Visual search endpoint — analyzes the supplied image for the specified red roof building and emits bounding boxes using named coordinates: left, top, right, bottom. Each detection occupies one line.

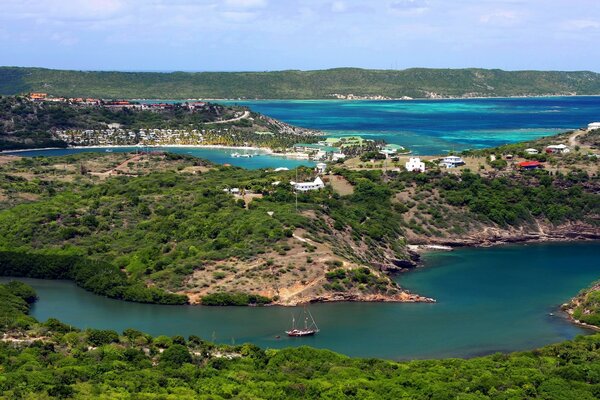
left=518, top=161, right=543, bottom=170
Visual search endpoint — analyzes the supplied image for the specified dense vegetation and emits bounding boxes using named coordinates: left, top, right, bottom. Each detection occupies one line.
left=1, top=281, right=600, bottom=399
left=0, top=96, right=320, bottom=150
left=0, top=251, right=187, bottom=304
left=0, top=154, right=409, bottom=303
left=0, top=152, right=598, bottom=305
left=2, top=66, right=600, bottom=99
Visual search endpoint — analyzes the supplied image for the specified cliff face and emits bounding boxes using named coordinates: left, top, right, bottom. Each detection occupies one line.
left=563, top=282, right=600, bottom=331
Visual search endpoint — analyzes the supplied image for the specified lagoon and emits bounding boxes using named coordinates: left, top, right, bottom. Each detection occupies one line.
left=4, top=242, right=598, bottom=360
left=225, top=97, right=600, bottom=154
left=3, top=146, right=315, bottom=170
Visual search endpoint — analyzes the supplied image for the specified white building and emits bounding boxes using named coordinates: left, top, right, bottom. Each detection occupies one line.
left=546, top=144, right=571, bottom=154
left=332, top=152, right=346, bottom=161
left=405, top=157, right=426, bottom=172
left=316, top=163, right=327, bottom=174
left=439, top=156, right=465, bottom=168
left=524, top=148, right=539, bottom=155
left=291, top=177, right=325, bottom=192
left=588, top=122, right=600, bottom=131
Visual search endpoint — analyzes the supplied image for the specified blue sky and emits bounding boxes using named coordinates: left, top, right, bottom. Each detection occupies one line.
left=1, top=0, right=599, bottom=72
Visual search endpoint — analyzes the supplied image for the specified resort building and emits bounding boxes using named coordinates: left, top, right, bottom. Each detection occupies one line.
left=29, top=92, right=48, bottom=100
left=291, top=177, right=325, bottom=192
left=518, top=161, right=543, bottom=170
left=332, top=152, right=346, bottom=161
left=524, top=148, right=539, bottom=155
left=316, top=163, right=327, bottom=174
left=588, top=122, right=600, bottom=131
left=545, top=144, right=570, bottom=154
left=379, top=144, right=407, bottom=157
left=405, top=157, right=426, bottom=172
left=439, top=156, right=465, bottom=168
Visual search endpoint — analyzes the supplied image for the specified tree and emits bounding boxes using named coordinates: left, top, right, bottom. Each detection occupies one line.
left=160, top=344, right=192, bottom=368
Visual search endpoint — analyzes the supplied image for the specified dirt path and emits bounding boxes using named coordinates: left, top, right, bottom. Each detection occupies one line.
left=90, top=154, right=143, bottom=178
left=568, top=129, right=585, bottom=147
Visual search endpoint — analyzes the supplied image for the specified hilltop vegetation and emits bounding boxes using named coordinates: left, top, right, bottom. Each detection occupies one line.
left=0, top=96, right=321, bottom=150
left=0, top=150, right=598, bottom=305
left=1, top=281, right=600, bottom=399
left=2, top=66, right=600, bottom=99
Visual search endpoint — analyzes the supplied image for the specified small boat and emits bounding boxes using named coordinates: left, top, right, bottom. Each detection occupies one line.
left=286, top=307, right=319, bottom=337
left=105, top=149, right=113, bottom=153
left=231, top=152, right=241, bottom=158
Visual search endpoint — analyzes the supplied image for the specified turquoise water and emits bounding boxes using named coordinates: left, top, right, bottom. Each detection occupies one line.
left=3, top=146, right=314, bottom=170
left=4, top=242, right=598, bottom=360
left=224, top=97, right=600, bottom=154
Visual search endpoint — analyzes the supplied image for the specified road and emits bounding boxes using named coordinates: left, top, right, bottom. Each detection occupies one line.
left=209, top=110, right=250, bottom=124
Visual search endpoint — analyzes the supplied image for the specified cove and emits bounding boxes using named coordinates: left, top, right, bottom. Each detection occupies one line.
left=224, top=96, right=600, bottom=155
left=2, top=146, right=315, bottom=170
left=3, top=242, right=598, bottom=360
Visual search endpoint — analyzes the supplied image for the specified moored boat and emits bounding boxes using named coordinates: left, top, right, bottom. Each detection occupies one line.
left=286, top=307, right=319, bottom=337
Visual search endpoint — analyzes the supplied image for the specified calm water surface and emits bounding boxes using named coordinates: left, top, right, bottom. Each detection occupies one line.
left=5, top=242, right=598, bottom=360
left=3, top=146, right=314, bottom=170
left=225, top=97, right=600, bottom=154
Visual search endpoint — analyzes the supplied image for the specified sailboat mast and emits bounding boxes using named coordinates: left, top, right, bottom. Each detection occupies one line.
left=309, top=310, right=319, bottom=331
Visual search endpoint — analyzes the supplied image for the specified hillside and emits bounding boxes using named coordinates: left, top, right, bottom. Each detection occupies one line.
left=2, top=67, right=600, bottom=99
left=1, top=281, right=600, bottom=399
left=0, top=96, right=321, bottom=151
left=0, top=149, right=598, bottom=306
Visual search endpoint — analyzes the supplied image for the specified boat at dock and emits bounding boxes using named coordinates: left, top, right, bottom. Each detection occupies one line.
left=286, top=307, right=319, bottom=337
left=231, top=152, right=254, bottom=158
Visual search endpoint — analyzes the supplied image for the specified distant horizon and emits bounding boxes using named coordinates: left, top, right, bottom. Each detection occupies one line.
left=4, top=66, right=600, bottom=74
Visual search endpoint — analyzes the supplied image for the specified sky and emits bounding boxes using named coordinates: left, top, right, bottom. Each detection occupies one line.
left=1, top=0, right=599, bottom=72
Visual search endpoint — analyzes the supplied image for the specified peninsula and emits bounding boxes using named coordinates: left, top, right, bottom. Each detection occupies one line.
left=0, top=126, right=598, bottom=306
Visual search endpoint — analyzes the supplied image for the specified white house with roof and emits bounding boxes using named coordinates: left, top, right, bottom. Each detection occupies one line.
left=546, top=144, right=570, bottom=154
left=524, top=148, right=539, bottom=155
left=291, top=177, right=325, bottom=192
left=588, top=122, right=600, bottom=131
left=439, top=156, right=465, bottom=168
left=316, top=162, right=327, bottom=174
left=405, top=157, right=426, bottom=172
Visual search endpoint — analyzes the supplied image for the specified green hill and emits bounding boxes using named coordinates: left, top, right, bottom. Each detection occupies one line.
left=2, top=66, right=600, bottom=99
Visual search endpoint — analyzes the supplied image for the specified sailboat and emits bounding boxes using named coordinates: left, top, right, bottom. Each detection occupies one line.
left=286, top=307, right=319, bottom=337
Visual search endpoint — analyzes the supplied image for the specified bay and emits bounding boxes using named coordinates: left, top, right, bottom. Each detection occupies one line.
left=4, top=242, right=598, bottom=360
left=2, top=146, right=314, bottom=170
left=224, top=97, right=600, bottom=154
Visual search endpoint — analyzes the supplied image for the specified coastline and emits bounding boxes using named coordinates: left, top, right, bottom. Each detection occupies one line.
left=1, top=144, right=317, bottom=161
left=135, top=94, right=600, bottom=102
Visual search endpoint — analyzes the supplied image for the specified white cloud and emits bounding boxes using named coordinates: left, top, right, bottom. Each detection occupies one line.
left=224, top=0, right=267, bottom=8
left=561, top=19, right=600, bottom=30
left=479, top=10, right=520, bottom=25
left=331, top=1, right=347, bottom=13
left=389, top=0, right=429, bottom=15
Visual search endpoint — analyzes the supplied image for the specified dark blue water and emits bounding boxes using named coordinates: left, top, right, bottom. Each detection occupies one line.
left=4, top=242, right=598, bottom=360
left=3, top=146, right=314, bottom=170
left=224, top=97, right=600, bottom=154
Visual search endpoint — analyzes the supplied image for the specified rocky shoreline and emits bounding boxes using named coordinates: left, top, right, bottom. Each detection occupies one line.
left=405, top=222, right=600, bottom=260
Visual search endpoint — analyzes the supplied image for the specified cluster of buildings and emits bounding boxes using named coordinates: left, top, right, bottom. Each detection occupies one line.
left=293, top=136, right=372, bottom=161
left=292, top=136, right=410, bottom=161
left=28, top=92, right=209, bottom=111
left=54, top=128, right=213, bottom=146
left=29, top=92, right=100, bottom=105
